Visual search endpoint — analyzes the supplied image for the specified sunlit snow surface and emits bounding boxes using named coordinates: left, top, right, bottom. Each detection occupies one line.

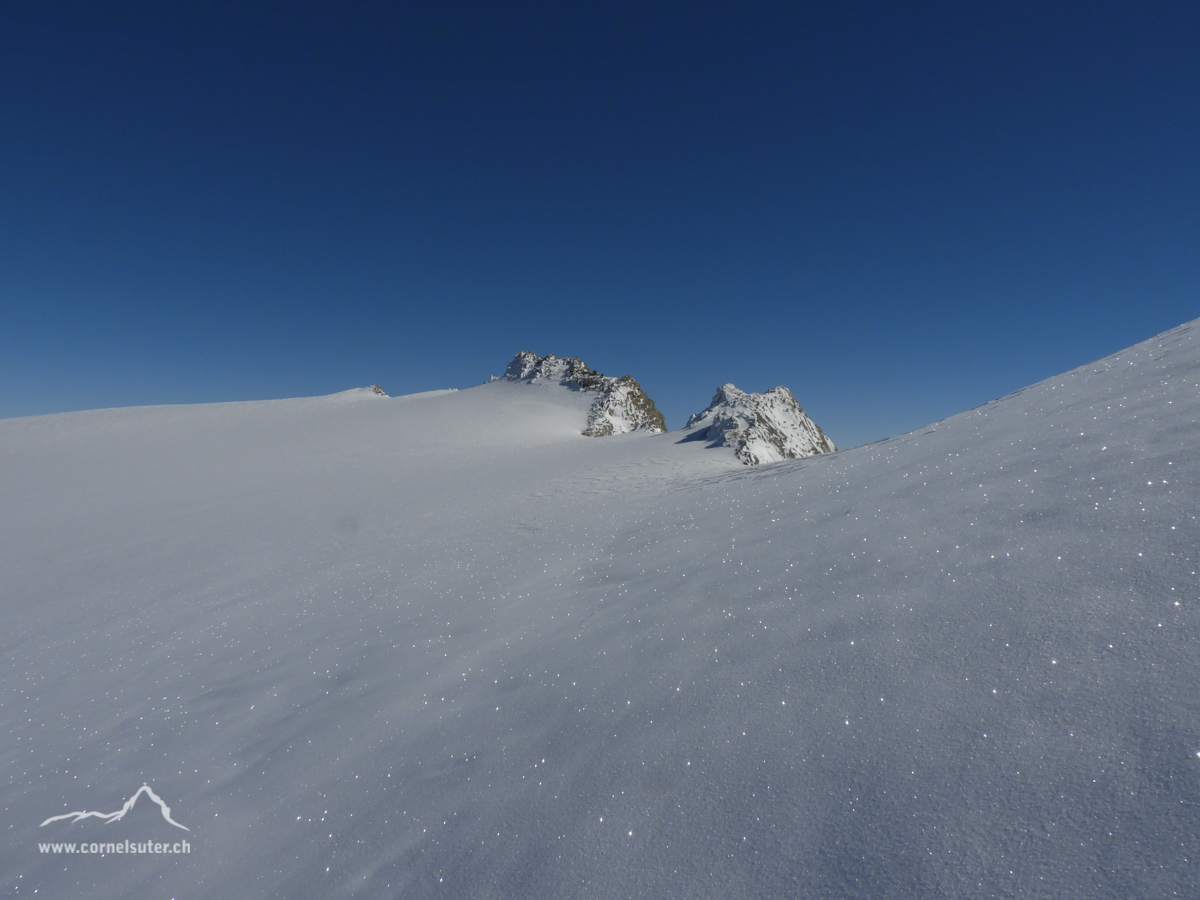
left=4, top=322, right=1200, bottom=899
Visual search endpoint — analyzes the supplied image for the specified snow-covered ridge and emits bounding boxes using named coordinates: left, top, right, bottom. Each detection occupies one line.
left=7, top=319, right=1200, bottom=898
left=500, top=351, right=667, bottom=436
left=686, top=382, right=835, bottom=464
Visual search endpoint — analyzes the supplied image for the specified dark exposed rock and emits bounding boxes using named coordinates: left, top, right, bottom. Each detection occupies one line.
left=501, top=352, right=667, bottom=436
left=686, top=383, right=835, bottom=464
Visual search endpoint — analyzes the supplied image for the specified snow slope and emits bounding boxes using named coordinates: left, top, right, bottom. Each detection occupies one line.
left=3, top=321, right=1200, bottom=899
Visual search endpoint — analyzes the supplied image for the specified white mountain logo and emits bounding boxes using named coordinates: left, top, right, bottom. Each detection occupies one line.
left=40, top=784, right=190, bottom=831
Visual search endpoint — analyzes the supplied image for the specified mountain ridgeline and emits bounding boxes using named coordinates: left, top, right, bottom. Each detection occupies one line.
left=499, top=351, right=835, bottom=463
left=501, top=351, right=667, bottom=437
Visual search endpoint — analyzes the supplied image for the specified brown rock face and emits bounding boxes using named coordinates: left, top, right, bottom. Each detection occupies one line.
left=501, top=352, right=667, bottom=436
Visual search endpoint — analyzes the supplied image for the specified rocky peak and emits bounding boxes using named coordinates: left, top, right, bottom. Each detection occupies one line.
left=501, top=352, right=667, bottom=436
left=503, top=351, right=604, bottom=389
left=686, top=383, right=835, bottom=465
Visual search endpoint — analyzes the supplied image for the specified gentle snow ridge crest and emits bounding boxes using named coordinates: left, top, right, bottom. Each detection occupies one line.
left=501, top=351, right=667, bottom=436
left=686, top=383, right=835, bottom=464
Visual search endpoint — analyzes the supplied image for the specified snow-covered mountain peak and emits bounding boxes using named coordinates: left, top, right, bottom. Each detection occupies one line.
left=500, top=351, right=666, bottom=436
left=503, top=351, right=594, bottom=385
left=685, top=382, right=835, bottom=464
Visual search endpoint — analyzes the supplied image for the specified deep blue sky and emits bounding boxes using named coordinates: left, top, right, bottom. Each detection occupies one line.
left=3, top=2, right=1198, bottom=447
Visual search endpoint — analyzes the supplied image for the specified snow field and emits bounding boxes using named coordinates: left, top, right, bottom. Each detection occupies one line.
left=3, top=322, right=1200, bottom=898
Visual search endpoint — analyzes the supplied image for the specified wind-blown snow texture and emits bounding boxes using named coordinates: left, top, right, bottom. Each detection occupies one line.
left=3, top=322, right=1200, bottom=899
left=686, top=382, right=836, bottom=464
left=502, top=351, right=667, bottom=436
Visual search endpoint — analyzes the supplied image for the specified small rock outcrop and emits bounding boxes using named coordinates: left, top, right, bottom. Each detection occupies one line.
left=500, top=351, right=667, bottom=436
left=686, top=383, right=835, bottom=465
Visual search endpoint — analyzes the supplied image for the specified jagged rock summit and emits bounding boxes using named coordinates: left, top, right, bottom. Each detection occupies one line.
left=500, top=351, right=667, bottom=436
left=686, top=383, right=836, bottom=465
